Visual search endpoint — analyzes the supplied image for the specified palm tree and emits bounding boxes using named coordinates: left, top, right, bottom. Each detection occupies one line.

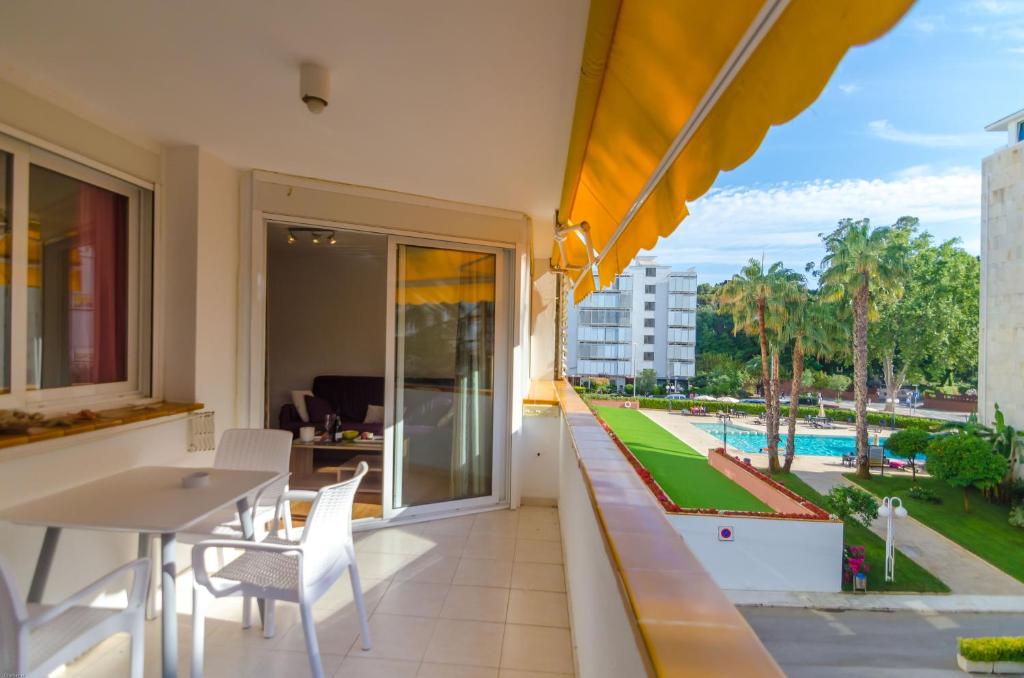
left=718, top=258, right=793, bottom=473
left=819, top=219, right=908, bottom=479
left=781, top=293, right=847, bottom=473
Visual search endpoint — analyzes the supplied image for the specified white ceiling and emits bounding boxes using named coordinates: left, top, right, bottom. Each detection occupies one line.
left=0, top=1, right=590, bottom=244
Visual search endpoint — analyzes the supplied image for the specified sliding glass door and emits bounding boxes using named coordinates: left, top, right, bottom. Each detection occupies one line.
left=389, top=240, right=507, bottom=514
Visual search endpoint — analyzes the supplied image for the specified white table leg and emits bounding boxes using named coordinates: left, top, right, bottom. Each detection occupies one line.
left=161, top=532, right=178, bottom=678
left=27, top=526, right=61, bottom=603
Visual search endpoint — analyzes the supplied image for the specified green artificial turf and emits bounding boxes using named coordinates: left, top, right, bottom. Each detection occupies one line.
left=846, top=474, right=1024, bottom=584
left=594, top=406, right=772, bottom=512
left=771, top=472, right=949, bottom=593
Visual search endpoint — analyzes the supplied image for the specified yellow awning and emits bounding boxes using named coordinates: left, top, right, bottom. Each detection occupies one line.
left=555, top=0, right=915, bottom=302
left=397, top=246, right=495, bottom=306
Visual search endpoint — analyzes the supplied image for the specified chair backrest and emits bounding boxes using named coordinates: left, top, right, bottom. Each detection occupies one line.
left=300, top=462, right=368, bottom=585
left=215, top=428, right=293, bottom=505
left=0, top=558, right=27, bottom=672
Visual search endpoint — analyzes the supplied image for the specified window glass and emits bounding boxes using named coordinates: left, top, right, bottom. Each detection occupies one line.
left=0, top=153, right=10, bottom=393
left=645, top=267, right=656, bottom=277
left=644, top=335, right=655, bottom=345
left=1018, top=121, right=1024, bottom=143
left=643, top=351, right=654, bottom=361
left=28, top=164, right=128, bottom=388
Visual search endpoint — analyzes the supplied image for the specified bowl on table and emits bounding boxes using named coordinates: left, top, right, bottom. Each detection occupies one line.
left=339, top=429, right=359, bottom=441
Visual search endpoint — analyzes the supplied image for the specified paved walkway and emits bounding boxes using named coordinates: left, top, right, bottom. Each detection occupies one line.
left=641, top=407, right=1024, bottom=597
left=795, top=466, right=1024, bottom=596
left=731, top=588, right=1024, bottom=613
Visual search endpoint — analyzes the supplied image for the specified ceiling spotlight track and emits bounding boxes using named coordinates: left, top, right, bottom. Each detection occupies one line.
left=286, top=227, right=337, bottom=245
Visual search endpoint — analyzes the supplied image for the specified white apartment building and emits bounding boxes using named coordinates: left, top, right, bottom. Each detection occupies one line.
left=566, top=256, right=697, bottom=389
left=980, top=108, right=1024, bottom=429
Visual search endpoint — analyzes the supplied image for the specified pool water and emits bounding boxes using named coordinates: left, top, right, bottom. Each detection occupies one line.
left=695, top=422, right=887, bottom=457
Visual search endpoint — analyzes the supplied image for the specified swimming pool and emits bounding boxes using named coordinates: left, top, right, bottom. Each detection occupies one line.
left=695, top=422, right=887, bottom=457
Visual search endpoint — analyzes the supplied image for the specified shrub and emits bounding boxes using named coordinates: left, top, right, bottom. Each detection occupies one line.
left=907, top=485, right=942, bottom=504
left=926, top=434, right=1007, bottom=512
left=632, top=397, right=944, bottom=430
left=827, top=374, right=852, bottom=394
left=885, top=428, right=931, bottom=481
left=958, top=637, right=1024, bottom=662
left=823, top=486, right=880, bottom=528
left=1010, top=506, right=1024, bottom=529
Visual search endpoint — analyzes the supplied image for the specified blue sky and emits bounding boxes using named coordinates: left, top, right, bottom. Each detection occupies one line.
left=648, top=0, right=1023, bottom=284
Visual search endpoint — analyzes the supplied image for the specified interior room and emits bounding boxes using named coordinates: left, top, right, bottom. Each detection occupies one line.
left=265, top=222, right=387, bottom=519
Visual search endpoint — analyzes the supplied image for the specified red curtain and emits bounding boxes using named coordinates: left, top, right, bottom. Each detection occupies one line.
left=75, top=185, right=127, bottom=384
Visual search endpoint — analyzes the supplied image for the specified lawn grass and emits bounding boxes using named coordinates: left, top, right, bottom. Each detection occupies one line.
left=594, top=406, right=772, bottom=512
left=770, top=472, right=950, bottom=593
left=845, top=474, right=1024, bottom=584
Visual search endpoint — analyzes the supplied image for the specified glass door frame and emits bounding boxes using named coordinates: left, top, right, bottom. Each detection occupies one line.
left=382, top=233, right=512, bottom=522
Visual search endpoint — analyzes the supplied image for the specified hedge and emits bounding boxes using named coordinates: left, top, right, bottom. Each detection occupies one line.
left=617, top=397, right=945, bottom=431
left=959, top=637, right=1024, bottom=662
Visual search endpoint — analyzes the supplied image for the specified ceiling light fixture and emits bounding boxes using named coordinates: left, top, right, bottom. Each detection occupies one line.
left=328, top=234, right=337, bottom=245
left=287, top=230, right=297, bottom=244
left=300, top=62, right=330, bottom=114
left=311, top=233, right=321, bottom=244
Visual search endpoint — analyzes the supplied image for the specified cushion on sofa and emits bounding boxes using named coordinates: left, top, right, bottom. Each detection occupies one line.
left=304, top=395, right=334, bottom=426
left=291, top=390, right=314, bottom=422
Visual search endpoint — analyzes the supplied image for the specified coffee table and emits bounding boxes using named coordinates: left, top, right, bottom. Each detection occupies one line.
left=290, top=439, right=384, bottom=492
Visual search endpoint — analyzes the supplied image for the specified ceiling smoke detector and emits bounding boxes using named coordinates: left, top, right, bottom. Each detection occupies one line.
left=300, top=62, right=329, bottom=114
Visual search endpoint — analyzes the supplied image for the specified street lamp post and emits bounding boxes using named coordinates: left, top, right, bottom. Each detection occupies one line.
left=878, top=496, right=908, bottom=582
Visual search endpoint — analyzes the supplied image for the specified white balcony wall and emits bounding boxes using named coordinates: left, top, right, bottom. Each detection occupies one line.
left=558, top=413, right=649, bottom=678
left=667, top=514, right=843, bottom=592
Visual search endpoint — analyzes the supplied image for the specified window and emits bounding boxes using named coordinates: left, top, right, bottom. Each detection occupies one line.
left=643, top=318, right=655, bottom=328
left=644, top=284, right=656, bottom=294
left=643, top=335, right=654, bottom=345
left=643, top=351, right=654, bottom=361
left=1018, top=121, right=1024, bottom=143
left=0, top=134, right=153, bottom=409
left=644, top=301, right=655, bottom=311
left=645, top=267, right=656, bottom=277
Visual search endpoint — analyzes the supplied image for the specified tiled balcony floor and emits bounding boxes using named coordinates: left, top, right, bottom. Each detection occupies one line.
left=57, top=507, right=573, bottom=677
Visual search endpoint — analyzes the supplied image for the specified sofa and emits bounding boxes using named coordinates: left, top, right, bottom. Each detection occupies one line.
left=279, top=375, right=385, bottom=437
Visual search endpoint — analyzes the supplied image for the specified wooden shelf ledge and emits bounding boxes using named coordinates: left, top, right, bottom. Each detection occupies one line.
left=0, top=401, right=204, bottom=450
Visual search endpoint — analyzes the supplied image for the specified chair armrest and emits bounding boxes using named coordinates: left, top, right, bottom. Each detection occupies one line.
left=281, top=489, right=318, bottom=503
left=191, top=539, right=304, bottom=592
left=25, top=558, right=150, bottom=630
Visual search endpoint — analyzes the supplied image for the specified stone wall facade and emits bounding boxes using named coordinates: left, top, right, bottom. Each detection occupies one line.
left=980, top=143, right=1024, bottom=430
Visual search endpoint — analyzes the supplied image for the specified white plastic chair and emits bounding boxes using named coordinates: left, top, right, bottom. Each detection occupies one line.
left=0, top=557, right=149, bottom=678
left=181, top=428, right=297, bottom=542
left=141, top=429, right=295, bottom=620
left=191, top=462, right=371, bottom=678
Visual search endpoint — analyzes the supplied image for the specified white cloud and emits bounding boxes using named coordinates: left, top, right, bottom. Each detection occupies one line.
left=645, top=168, right=981, bottom=282
left=867, top=119, right=991, bottom=148
left=910, top=17, right=938, bottom=33
left=971, top=0, right=1024, bottom=15
left=837, top=83, right=861, bottom=95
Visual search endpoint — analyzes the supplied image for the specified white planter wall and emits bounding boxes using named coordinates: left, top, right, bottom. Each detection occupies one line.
left=667, top=513, right=843, bottom=592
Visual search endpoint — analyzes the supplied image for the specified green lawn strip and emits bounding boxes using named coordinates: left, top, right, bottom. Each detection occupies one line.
left=846, top=474, right=1024, bottom=584
left=770, top=472, right=950, bottom=593
left=594, top=406, right=772, bottom=512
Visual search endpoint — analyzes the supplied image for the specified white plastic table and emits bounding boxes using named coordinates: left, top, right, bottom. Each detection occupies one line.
left=0, top=466, right=284, bottom=678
